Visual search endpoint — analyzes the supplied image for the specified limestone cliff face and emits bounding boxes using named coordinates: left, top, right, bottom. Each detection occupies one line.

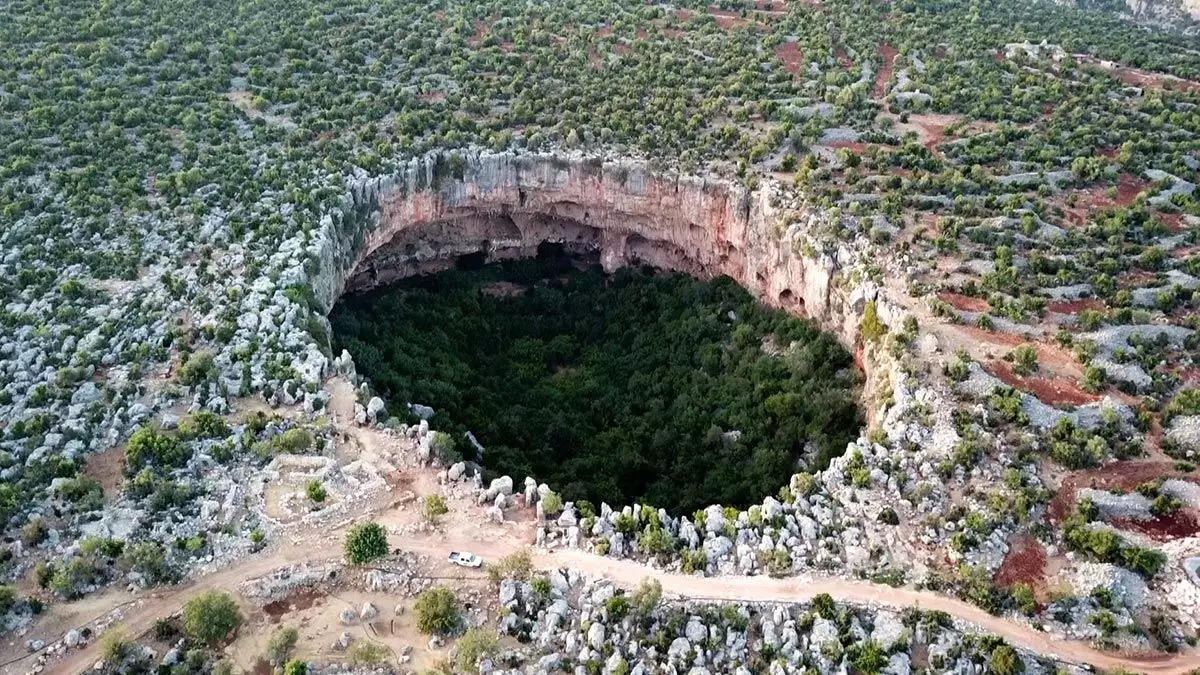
left=311, top=149, right=907, bottom=419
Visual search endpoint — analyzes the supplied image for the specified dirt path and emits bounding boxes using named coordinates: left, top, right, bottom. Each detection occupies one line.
left=34, top=534, right=1200, bottom=675
left=19, top=377, right=1200, bottom=674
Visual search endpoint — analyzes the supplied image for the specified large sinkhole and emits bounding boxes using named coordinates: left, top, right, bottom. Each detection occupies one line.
left=331, top=255, right=862, bottom=513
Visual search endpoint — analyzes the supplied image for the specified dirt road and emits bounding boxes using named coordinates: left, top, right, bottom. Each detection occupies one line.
left=17, top=379, right=1200, bottom=674
left=29, top=527, right=1200, bottom=675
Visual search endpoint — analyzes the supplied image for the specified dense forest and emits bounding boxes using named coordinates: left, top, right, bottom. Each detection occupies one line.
left=331, top=259, right=861, bottom=512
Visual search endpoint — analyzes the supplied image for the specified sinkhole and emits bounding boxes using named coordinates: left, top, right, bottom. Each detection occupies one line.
left=331, top=253, right=861, bottom=514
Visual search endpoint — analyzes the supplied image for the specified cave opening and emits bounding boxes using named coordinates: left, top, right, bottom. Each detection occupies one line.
left=333, top=242, right=861, bottom=513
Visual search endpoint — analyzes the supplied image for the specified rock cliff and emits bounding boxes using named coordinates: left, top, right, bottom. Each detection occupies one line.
left=313, top=150, right=897, bottom=368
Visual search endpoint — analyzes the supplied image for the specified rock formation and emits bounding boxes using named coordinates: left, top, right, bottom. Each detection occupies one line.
left=313, top=150, right=901, bottom=390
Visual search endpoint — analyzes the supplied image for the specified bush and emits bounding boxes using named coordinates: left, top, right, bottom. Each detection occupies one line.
left=630, top=578, right=661, bottom=619
left=1011, top=582, right=1037, bottom=615
left=182, top=591, right=241, bottom=646
left=124, top=426, right=187, bottom=474
left=989, top=645, right=1025, bottom=674
left=177, top=411, right=230, bottom=440
left=1009, top=344, right=1038, bottom=376
left=540, top=491, right=563, bottom=516
left=422, top=494, right=449, bottom=521
left=178, top=351, right=216, bottom=385
left=811, top=593, right=836, bottom=620
left=454, top=628, right=500, bottom=671
left=100, top=627, right=131, bottom=663
left=283, top=659, right=308, bottom=675
left=605, top=594, right=630, bottom=619
left=21, top=518, right=47, bottom=546
left=0, top=586, right=16, bottom=615
left=348, top=641, right=390, bottom=666
left=344, top=522, right=389, bottom=564
left=860, top=301, right=887, bottom=342
left=266, top=626, right=299, bottom=665
left=414, top=587, right=461, bottom=636
left=486, top=551, right=533, bottom=585
left=306, top=479, right=327, bottom=503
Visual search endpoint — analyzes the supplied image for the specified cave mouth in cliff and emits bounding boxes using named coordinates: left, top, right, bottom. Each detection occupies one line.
left=330, top=254, right=862, bottom=513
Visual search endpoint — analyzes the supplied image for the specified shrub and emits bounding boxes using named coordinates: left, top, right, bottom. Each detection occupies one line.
left=21, top=518, right=47, bottom=547
left=182, top=591, right=241, bottom=646
left=414, top=587, right=461, bottom=636
left=630, top=578, right=662, bottom=619
left=178, top=351, right=216, bottom=385
left=177, top=411, right=230, bottom=440
left=348, top=641, right=389, bottom=666
left=1009, top=344, right=1038, bottom=376
left=486, top=551, right=533, bottom=585
left=305, top=479, right=326, bottom=503
left=605, top=594, right=630, bottom=620
left=860, top=301, right=887, bottom=342
left=454, top=628, right=500, bottom=671
left=540, top=491, right=563, bottom=516
left=344, top=522, right=389, bottom=564
left=99, top=627, right=131, bottom=663
left=681, top=549, right=707, bottom=574
left=422, top=494, right=449, bottom=521
left=283, top=659, right=308, bottom=675
left=811, top=593, right=836, bottom=620
left=266, top=626, right=299, bottom=665
left=0, top=586, right=16, bottom=615
left=853, top=640, right=888, bottom=674
left=124, top=426, right=187, bottom=474
left=1011, top=582, right=1037, bottom=615
left=989, top=645, right=1025, bottom=674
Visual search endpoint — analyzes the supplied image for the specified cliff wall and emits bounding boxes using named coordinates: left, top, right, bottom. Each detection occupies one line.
left=311, top=149, right=903, bottom=417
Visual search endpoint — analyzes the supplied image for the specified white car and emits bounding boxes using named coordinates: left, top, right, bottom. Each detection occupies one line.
left=448, top=551, right=484, bottom=567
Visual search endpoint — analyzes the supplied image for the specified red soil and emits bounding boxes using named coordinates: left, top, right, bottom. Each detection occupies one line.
left=985, top=360, right=1100, bottom=407
left=774, top=42, right=804, bottom=77
left=957, top=325, right=1029, bottom=348
left=833, top=45, right=852, bottom=70
left=1057, top=173, right=1150, bottom=227
left=1158, top=212, right=1187, bottom=233
left=595, top=24, right=612, bottom=37
left=635, top=27, right=649, bottom=39
left=937, top=291, right=989, bottom=313
left=1048, top=461, right=1185, bottom=524
left=1118, top=269, right=1157, bottom=287
left=874, top=44, right=898, bottom=99
left=467, top=20, right=489, bottom=47
left=1109, top=509, right=1200, bottom=541
left=1046, top=298, right=1105, bottom=314
left=993, top=534, right=1048, bottom=597
left=613, top=43, right=631, bottom=56
left=707, top=7, right=757, bottom=30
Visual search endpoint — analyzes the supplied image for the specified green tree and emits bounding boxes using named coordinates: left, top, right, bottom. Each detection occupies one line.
left=344, top=522, right=389, bottom=564
left=989, top=645, right=1025, bottom=674
left=414, top=587, right=461, bottom=635
left=266, top=626, right=299, bottom=665
left=182, top=591, right=241, bottom=646
left=454, top=628, right=500, bottom=671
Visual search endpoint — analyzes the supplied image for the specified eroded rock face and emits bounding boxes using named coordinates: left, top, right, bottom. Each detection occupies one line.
left=315, top=151, right=881, bottom=359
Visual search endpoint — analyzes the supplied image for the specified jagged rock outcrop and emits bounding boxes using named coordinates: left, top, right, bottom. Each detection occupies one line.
left=312, top=150, right=901, bottom=376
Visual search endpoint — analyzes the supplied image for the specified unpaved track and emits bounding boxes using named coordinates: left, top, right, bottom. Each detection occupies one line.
left=22, top=380, right=1200, bottom=674
left=35, top=532, right=1200, bottom=675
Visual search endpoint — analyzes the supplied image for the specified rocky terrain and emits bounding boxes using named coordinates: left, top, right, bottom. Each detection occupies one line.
left=3, top=0, right=1200, bottom=671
